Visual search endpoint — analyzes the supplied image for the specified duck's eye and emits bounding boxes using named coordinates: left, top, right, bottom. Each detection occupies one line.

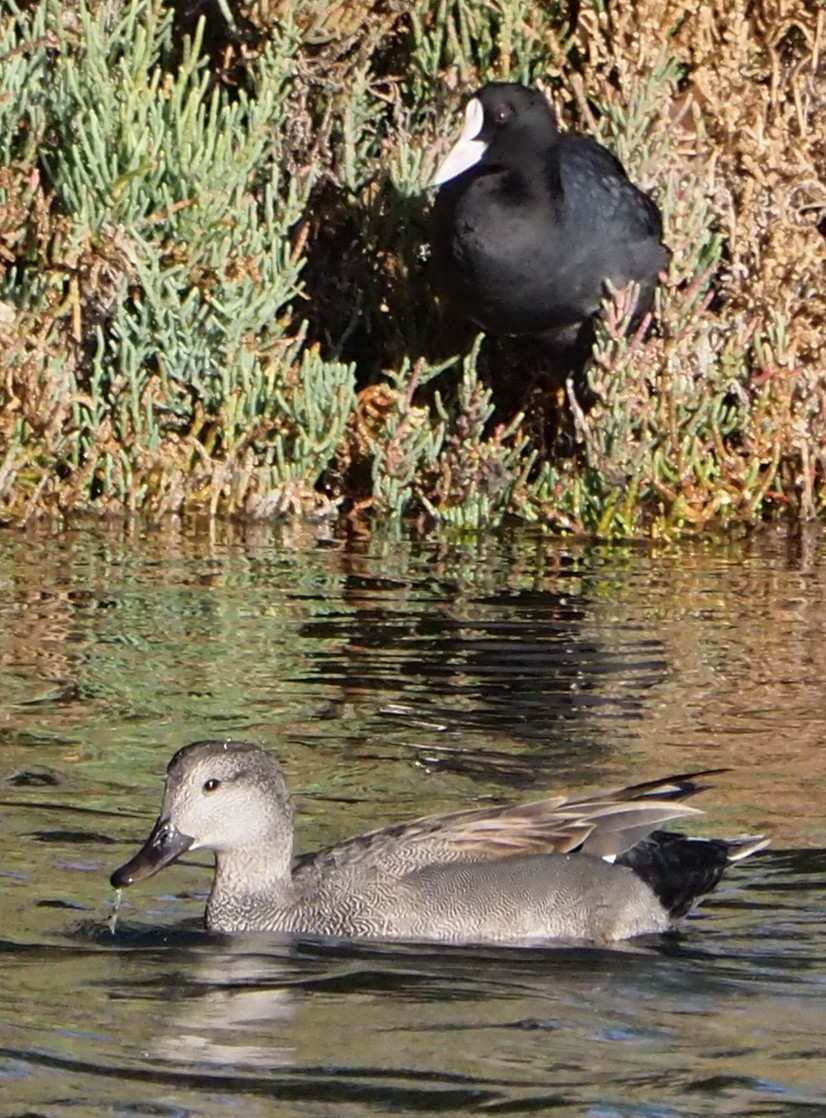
left=494, top=106, right=511, bottom=125
left=203, top=778, right=221, bottom=793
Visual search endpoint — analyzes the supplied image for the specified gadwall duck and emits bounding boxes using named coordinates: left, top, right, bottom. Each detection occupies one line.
left=111, top=741, right=767, bottom=943
left=430, top=82, right=669, bottom=361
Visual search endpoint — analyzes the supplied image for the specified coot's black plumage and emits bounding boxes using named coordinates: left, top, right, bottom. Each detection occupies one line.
left=430, top=82, right=669, bottom=362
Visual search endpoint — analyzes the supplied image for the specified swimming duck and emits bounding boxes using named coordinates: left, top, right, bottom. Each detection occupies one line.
left=110, top=741, right=766, bottom=943
left=430, top=82, right=670, bottom=362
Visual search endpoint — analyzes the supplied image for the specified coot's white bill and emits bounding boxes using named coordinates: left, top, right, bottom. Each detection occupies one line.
left=433, top=98, right=486, bottom=186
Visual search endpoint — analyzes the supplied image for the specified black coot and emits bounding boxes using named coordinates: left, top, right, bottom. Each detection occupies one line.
left=430, top=83, right=669, bottom=366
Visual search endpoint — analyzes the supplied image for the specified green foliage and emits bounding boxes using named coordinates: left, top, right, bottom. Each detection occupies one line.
left=356, top=346, right=534, bottom=530
left=0, top=0, right=822, bottom=534
left=407, top=0, right=567, bottom=93
left=0, top=4, right=48, bottom=165
left=1, top=0, right=352, bottom=518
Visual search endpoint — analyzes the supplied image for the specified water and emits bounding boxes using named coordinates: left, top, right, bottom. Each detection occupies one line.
left=1, top=522, right=826, bottom=1115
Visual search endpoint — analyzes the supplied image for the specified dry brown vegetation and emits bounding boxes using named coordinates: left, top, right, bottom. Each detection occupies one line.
left=0, top=0, right=823, bottom=534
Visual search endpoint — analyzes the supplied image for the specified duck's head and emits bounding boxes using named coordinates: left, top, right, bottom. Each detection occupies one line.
left=110, top=740, right=295, bottom=888
left=434, top=82, right=559, bottom=187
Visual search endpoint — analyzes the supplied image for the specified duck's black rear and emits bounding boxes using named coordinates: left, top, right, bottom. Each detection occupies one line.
left=617, top=831, right=763, bottom=918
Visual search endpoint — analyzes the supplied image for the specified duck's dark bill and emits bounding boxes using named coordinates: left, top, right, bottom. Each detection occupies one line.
left=110, top=818, right=194, bottom=888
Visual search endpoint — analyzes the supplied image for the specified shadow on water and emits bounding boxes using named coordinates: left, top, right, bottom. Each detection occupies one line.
left=301, top=577, right=668, bottom=774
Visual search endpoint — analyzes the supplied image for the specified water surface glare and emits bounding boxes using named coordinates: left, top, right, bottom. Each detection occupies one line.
left=1, top=523, right=826, bottom=1116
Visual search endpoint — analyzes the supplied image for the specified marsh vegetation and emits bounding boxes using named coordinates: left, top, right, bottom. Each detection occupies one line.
left=0, top=0, right=823, bottom=535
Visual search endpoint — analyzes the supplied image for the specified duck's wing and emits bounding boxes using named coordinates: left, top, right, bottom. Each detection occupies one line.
left=294, top=770, right=725, bottom=882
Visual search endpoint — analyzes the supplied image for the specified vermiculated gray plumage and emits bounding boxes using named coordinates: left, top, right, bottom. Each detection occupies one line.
left=112, top=741, right=767, bottom=943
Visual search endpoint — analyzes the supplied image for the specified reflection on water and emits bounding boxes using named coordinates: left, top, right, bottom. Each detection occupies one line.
left=2, top=522, right=826, bottom=1114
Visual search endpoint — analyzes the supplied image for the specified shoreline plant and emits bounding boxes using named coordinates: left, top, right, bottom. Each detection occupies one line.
left=0, top=0, right=823, bottom=536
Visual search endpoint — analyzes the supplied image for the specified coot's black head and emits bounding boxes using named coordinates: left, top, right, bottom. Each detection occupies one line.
left=434, top=82, right=559, bottom=187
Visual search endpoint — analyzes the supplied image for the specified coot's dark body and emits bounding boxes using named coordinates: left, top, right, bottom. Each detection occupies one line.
left=430, top=83, right=669, bottom=357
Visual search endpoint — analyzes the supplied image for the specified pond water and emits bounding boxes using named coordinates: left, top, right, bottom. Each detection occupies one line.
left=2, top=521, right=826, bottom=1116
